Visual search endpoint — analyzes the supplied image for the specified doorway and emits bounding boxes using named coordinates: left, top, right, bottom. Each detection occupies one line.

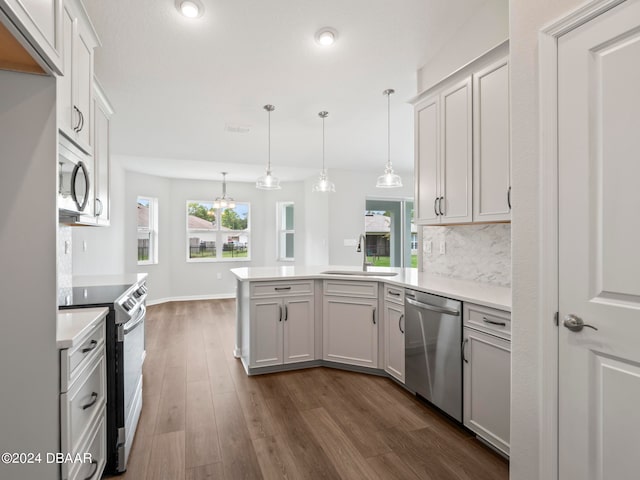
left=364, top=198, right=416, bottom=268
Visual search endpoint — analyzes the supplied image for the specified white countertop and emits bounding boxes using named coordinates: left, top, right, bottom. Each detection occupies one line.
left=72, top=273, right=148, bottom=287
left=230, top=266, right=511, bottom=311
left=56, top=307, right=108, bottom=349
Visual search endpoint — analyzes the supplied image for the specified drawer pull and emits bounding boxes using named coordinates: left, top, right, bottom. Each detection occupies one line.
left=372, top=307, right=376, bottom=325
left=83, top=460, right=98, bottom=480
left=81, top=392, right=99, bottom=410
left=274, top=287, right=292, bottom=291
left=388, top=291, right=401, bottom=296
left=81, top=340, right=98, bottom=354
left=482, top=316, right=506, bottom=327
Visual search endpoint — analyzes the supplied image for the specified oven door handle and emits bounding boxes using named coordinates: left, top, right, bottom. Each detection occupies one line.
left=124, top=305, right=146, bottom=335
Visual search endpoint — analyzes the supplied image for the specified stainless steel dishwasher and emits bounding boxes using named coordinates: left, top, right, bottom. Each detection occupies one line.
left=404, top=289, right=462, bottom=421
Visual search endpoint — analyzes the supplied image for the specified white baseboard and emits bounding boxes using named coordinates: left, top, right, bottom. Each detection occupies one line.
left=147, top=293, right=235, bottom=306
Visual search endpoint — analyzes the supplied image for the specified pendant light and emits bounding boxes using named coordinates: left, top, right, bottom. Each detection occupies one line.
left=256, top=104, right=281, bottom=190
left=312, top=111, right=336, bottom=193
left=376, top=88, right=403, bottom=188
left=213, top=172, right=235, bottom=209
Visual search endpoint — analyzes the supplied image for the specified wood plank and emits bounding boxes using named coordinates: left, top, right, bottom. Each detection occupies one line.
left=301, top=407, right=382, bottom=480
left=145, top=431, right=186, bottom=480
left=121, top=433, right=152, bottom=480
left=186, top=381, right=221, bottom=468
left=212, top=391, right=263, bottom=480
left=367, top=451, right=422, bottom=480
left=236, top=386, right=276, bottom=440
left=253, top=435, right=302, bottom=480
left=155, top=365, right=186, bottom=434
left=186, top=462, right=225, bottom=480
left=265, top=394, right=341, bottom=479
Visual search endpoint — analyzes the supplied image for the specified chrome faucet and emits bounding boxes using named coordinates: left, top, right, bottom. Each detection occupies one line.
left=357, top=234, right=372, bottom=271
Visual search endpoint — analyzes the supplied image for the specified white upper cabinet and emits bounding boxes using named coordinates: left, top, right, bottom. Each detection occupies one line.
left=0, top=0, right=62, bottom=73
left=92, top=81, right=113, bottom=226
left=413, top=43, right=510, bottom=226
left=440, top=77, right=473, bottom=223
left=473, top=58, right=511, bottom=222
left=415, top=95, right=440, bottom=224
left=414, top=77, right=473, bottom=225
left=58, top=0, right=99, bottom=154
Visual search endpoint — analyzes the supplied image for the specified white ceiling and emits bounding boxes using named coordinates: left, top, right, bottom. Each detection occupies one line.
left=85, top=0, right=487, bottom=182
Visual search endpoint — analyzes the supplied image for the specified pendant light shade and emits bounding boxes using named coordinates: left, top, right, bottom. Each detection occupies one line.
left=213, top=172, right=235, bottom=209
left=376, top=89, right=403, bottom=188
left=256, top=104, right=282, bottom=190
left=312, top=111, right=336, bottom=193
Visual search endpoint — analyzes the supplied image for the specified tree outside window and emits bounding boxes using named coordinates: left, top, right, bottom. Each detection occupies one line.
left=187, top=201, right=250, bottom=262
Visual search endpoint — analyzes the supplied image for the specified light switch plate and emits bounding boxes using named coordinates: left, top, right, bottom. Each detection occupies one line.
left=83, top=241, right=88, bottom=252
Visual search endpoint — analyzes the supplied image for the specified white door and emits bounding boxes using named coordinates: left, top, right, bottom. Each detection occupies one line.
left=323, top=296, right=378, bottom=368
left=249, top=298, right=283, bottom=367
left=440, top=76, right=472, bottom=223
left=558, top=2, right=640, bottom=479
left=283, top=296, right=314, bottom=364
left=384, top=301, right=405, bottom=382
left=415, top=95, right=440, bottom=225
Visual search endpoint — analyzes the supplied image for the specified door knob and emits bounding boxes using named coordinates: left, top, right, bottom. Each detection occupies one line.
left=563, top=314, right=598, bottom=332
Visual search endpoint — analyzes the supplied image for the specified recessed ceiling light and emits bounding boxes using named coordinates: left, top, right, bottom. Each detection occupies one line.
left=176, top=0, right=204, bottom=18
left=315, top=28, right=338, bottom=47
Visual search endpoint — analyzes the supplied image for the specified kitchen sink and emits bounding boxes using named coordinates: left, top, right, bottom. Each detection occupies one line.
left=321, top=270, right=398, bottom=277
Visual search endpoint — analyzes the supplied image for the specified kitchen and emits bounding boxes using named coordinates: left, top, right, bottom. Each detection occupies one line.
left=1, top=0, right=639, bottom=479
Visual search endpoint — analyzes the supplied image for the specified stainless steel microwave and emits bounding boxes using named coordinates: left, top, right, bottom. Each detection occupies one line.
left=58, top=136, right=91, bottom=216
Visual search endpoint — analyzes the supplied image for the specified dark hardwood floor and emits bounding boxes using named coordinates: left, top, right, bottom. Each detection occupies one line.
left=123, top=299, right=508, bottom=480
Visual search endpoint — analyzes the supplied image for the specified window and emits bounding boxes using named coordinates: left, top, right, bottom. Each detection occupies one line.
left=187, top=201, right=250, bottom=262
left=277, top=202, right=294, bottom=261
left=137, top=196, right=158, bottom=265
left=364, top=199, right=416, bottom=268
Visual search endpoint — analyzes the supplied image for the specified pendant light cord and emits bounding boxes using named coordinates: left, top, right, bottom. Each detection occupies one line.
left=322, top=115, right=326, bottom=172
left=387, top=90, right=391, bottom=168
left=267, top=109, right=271, bottom=171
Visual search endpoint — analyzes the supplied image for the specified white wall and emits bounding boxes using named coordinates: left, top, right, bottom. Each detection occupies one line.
left=0, top=71, right=59, bottom=479
left=72, top=157, right=127, bottom=274
left=328, top=169, right=414, bottom=266
left=509, top=0, right=583, bottom=479
left=417, top=0, right=509, bottom=92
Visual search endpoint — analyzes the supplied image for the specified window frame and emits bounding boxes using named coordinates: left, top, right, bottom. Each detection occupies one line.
left=186, top=200, right=251, bottom=263
left=276, top=201, right=295, bottom=262
left=137, top=196, right=158, bottom=265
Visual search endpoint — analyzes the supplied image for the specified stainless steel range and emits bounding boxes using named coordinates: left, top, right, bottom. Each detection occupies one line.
left=60, top=277, right=147, bottom=474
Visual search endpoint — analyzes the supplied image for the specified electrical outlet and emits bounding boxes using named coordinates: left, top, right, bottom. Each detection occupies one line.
left=216, top=273, right=222, bottom=280
left=64, top=241, right=70, bottom=255
left=439, top=240, right=446, bottom=255
left=83, top=241, right=88, bottom=252
left=426, top=240, right=432, bottom=255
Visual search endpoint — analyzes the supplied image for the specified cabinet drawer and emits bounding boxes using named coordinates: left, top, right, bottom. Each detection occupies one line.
left=67, top=406, right=106, bottom=480
left=61, top=353, right=106, bottom=455
left=464, top=303, right=510, bottom=340
left=251, top=281, right=314, bottom=298
left=323, top=280, right=378, bottom=298
left=384, top=285, right=404, bottom=304
left=61, top=322, right=105, bottom=392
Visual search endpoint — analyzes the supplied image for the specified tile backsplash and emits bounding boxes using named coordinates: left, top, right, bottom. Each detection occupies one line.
left=422, top=224, right=511, bottom=287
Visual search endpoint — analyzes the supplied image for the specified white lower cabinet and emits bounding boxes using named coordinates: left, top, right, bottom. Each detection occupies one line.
left=323, top=295, right=378, bottom=368
left=249, top=290, right=314, bottom=368
left=59, top=320, right=106, bottom=480
left=383, top=285, right=405, bottom=383
left=463, top=303, right=511, bottom=455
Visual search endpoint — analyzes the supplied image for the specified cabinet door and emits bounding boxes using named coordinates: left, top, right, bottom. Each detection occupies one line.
left=93, top=95, right=110, bottom=224
left=323, top=296, right=378, bottom=368
left=415, top=95, right=440, bottom=225
left=440, top=77, right=473, bottom=223
left=283, top=296, right=314, bottom=364
left=58, top=4, right=74, bottom=135
left=463, top=327, right=510, bottom=455
left=74, top=26, right=92, bottom=149
left=250, top=299, right=283, bottom=367
left=384, top=301, right=404, bottom=382
left=473, top=58, right=511, bottom=222
left=0, top=0, right=62, bottom=73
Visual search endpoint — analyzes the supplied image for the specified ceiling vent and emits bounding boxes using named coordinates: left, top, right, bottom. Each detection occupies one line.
left=224, top=123, right=251, bottom=134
